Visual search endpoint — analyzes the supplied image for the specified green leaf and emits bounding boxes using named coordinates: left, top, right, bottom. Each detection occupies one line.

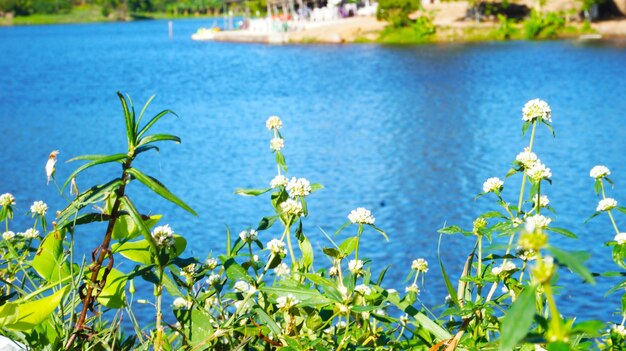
left=33, top=230, right=71, bottom=283
left=548, top=246, right=595, bottom=284
left=254, top=307, right=282, bottom=336
left=371, top=224, right=389, bottom=240
left=66, top=154, right=109, bottom=162
left=275, top=151, right=287, bottom=172
left=234, top=188, right=271, bottom=197
left=546, top=227, right=577, bottom=239
left=299, top=234, right=314, bottom=270
left=58, top=212, right=109, bottom=230
left=594, top=180, right=602, bottom=195
left=221, top=256, right=250, bottom=282
left=120, top=196, right=158, bottom=251
left=134, top=145, right=160, bottom=156
left=438, top=225, right=465, bottom=235
left=135, top=94, right=155, bottom=130
left=338, top=237, right=359, bottom=257
left=2, top=287, right=68, bottom=331
left=113, top=239, right=153, bottom=265
left=117, top=92, right=136, bottom=148
left=62, top=153, right=128, bottom=190
left=126, top=168, right=197, bottom=216
left=437, top=235, right=459, bottom=308
left=56, top=178, right=123, bottom=228
left=136, top=133, right=181, bottom=147
left=499, top=285, right=537, bottom=351
left=334, top=221, right=351, bottom=237
left=522, top=121, right=531, bottom=136
left=113, top=205, right=161, bottom=240
left=584, top=211, right=601, bottom=224
left=137, top=109, right=178, bottom=140
left=257, top=216, right=279, bottom=231
left=97, top=267, right=127, bottom=309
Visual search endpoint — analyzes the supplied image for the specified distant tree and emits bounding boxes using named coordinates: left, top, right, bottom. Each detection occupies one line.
left=0, top=0, right=33, bottom=15
left=376, top=0, right=420, bottom=27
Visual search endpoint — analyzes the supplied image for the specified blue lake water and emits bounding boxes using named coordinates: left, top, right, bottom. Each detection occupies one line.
left=1, top=19, right=626, bottom=324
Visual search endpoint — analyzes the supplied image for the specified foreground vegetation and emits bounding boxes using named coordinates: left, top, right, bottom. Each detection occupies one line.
left=1, top=94, right=626, bottom=350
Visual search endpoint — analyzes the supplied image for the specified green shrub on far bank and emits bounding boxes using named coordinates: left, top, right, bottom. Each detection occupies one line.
left=377, top=0, right=420, bottom=28
left=378, top=15, right=436, bottom=43
left=523, top=10, right=566, bottom=39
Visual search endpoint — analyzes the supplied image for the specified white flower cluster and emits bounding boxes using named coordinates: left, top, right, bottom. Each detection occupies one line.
left=2, top=231, right=15, bottom=240
left=234, top=280, right=256, bottom=294
left=239, top=229, right=258, bottom=243
left=515, top=148, right=539, bottom=169
left=517, top=248, right=537, bottom=261
left=614, top=233, right=626, bottom=245
left=491, top=261, right=516, bottom=275
left=274, top=263, right=290, bottom=278
left=21, top=228, right=39, bottom=239
left=181, top=264, right=196, bottom=279
left=411, top=258, right=429, bottom=273
left=276, top=294, right=299, bottom=311
left=522, top=99, right=552, bottom=123
left=597, top=198, right=617, bottom=212
left=348, top=208, right=375, bottom=225
left=267, top=238, right=287, bottom=255
left=207, top=273, right=222, bottom=286
left=590, top=165, right=611, bottom=180
left=270, top=137, right=284, bottom=151
left=0, top=193, right=15, bottom=207
left=152, top=225, right=175, bottom=248
left=172, top=297, right=193, bottom=310
left=405, top=284, right=420, bottom=294
left=612, top=324, right=626, bottom=337
left=482, top=177, right=503, bottom=193
left=280, top=199, right=304, bottom=217
left=525, top=214, right=552, bottom=230
left=533, top=194, right=550, bottom=207
left=266, top=116, right=283, bottom=130
left=205, top=257, right=219, bottom=270
left=30, top=201, right=48, bottom=216
left=354, top=284, right=372, bottom=296
left=270, top=174, right=288, bottom=188
left=527, top=162, right=552, bottom=182
left=348, top=259, right=364, bottom=274
left=286, top=177, right=311, bottom=198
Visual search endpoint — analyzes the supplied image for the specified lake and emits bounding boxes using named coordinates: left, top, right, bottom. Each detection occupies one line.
left=1, top=19, right=626, bottom=324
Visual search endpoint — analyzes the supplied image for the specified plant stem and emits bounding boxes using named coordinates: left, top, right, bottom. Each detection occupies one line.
left=155, top=267, right=164, bottom=351
left=601, top=182, right=621, bottom=235
left=543, top=283, right=564, bottom=340
left=65, top=161, right=130, bottom=349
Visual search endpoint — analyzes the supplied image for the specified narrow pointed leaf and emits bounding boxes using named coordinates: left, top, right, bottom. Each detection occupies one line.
left=499, top=285, right=537, bottom=351
left=136, top=94, right=156, bottom=131
left=62, top=153, right=128, bottom=190
left=117, top=92, right=136, bottom=148
left=137, top=109, right=178, bottom=139
left=137, top=134, right=180, bottom=147
left=126, top=168, right=197, bottom=216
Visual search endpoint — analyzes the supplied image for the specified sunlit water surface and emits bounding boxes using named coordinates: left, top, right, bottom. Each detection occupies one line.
left=1, top=20, right=626, bottom=325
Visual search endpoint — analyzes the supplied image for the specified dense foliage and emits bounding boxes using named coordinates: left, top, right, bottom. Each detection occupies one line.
left=1, top=94, right=626, bottom=350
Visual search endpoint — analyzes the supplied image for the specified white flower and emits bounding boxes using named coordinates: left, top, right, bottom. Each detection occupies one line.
left=270, top=174, right=288, bottom=188
left=181, top=264, right=196, bottom=279
left=2, top=231, right=15, bottom=240
left=152, top=225, right=175, bottom=248
left=21, top=228, right=39, bottom=239
left=274, top=263, right=290, bottom=277
left=234, top=280, right=256, bottom=294
left=280, top=199, right=304, bottom=217
left=267, top=238, right=287, bottom=255
left=172, top=297, right=193, bottom=310
left=286, top=177, right=312, bottom=198
left=205, top=258, right=219, bottom=270
left=270, top=137, right=284, bottom=151
left=234, top=300, right=253, bottom=313
left=527, top=162, right=552, bottom=182
left=276, top=294, right=299, bottom=310
left=348, top=259, right=364, bottom=274
left=612, top=324, right=626, bottom=337
left=30, top=201, right=48, bottom=216
left=534, top=345, right=548, bottom=351
left=399, top=314, right=410, bottom=326
left=615, top=233, right=626, bottom=245
left=354, top=284, right=372, bottom=296
left=491, top=261, right=516, bottom=275
left=328, top=266, right=339, bottom=277
left=533, top=194, right=550, bottom=207
left=482, top=177, right=503, bottom=193
left=266, top=116, right=282, bottom=130
left=525, top=214, right=552, bottom=230
left=590, top=165, right=611, bottom=180
left=0, top=193, right=15, bottom=207
left=45, top=150, right=59, bottom=185
left=517, top=248, right=537, bottom=261
left=207, top=274, right=222, bottom=286
left=348, top=208, right=375, bottom=225
left=411, top=258, right=429, bottom=273
left=239, top=229, right=258, bottom=243
left=405, top=284, right=420, bottom=294
left=515, top=148, right=539, bottom=169
left=252, top=254, right=259, bottom=262
left=597, top=198, right=617, bottom=212
left=522, top=99, right=552, bottom=123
